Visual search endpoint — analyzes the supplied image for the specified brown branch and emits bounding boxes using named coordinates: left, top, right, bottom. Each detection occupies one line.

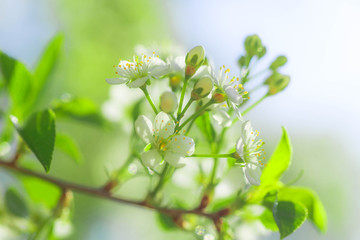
left=0, top=159, right=229, bottom=223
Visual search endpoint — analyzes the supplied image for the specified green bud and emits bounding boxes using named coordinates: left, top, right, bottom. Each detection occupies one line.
left=269, top=56, right=288, bottom=70
left=185, top=46, right=205, bottom=78
left=265, top=72, right=290, bottom=95
left=238, top=56, right=247, bottom=68
left=159, top=91, right=178, bottom=113
left=191, top=77, right=213, bottom=100
left=169, top=74, right=182, bottom=91
left=244, top=35, right=266, bottom=58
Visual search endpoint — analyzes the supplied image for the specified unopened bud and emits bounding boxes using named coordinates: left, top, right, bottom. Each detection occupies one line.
left=265, top=73, right=290, bottom=95
left=238, top=56, right=248, bottom=68
left=169, top=74, right=182, bottom=91
left=191, top=77, right=213, bottom=100
left=244, top=35, right=266, bottom=58
left=185, top=46, right=205, bottom=78
left=269, top=56, right=288, bottom=70
left=160, top=91, right=178, bottom=113
left=212, top=92, right=226, bottom=103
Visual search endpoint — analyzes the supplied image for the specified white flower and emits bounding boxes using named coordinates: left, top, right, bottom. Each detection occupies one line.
left=106, top=53, right=169, bottom=88
left=167, top=56, right=186, bottom=74
left=235, top=121, right=266, bottom=185
left=211, top=66, right=249, bottom=120
left=135, top=112, right=195, bottom=168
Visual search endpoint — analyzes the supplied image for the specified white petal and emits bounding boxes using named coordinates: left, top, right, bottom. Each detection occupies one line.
left=242, top=120, right=253, bottom=138
left=224, top=86, right=243, bottom=105
left=164, top=152, right=186, bottom=168
left=232, top=103, right=244, bottom=122
left=149, top=58, right=169, bottom=78
left=235, top=138, right=244, bottom=159
left=106, top=78, right=128, bottom=85
left=192, top=65, right=212, bottom=79
left=127, top=76, right=148, bottom=88
left=116, top=60, right=133, bottom=77
left=154, top=112, right=175, bottom=140
left=244, top=164, right=261, bottom=186
left=212, top=109, right=232, bottom=127
left=166, top=135, right=195, bottom=155
left=168, top=56, right=186, bottom=72
left=141, top=149, right=162, bottom=168
left=135, top=115, right=153, bottom=143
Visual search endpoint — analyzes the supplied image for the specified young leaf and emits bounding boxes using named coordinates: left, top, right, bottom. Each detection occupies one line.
left=261, top=127, right=292, bottom=185
left=22, top=177, right=61, bottom=209
left=273, top=201, right=307, bottom=239
left=52, top=97, right=105, bottom=126
left=55, top=133, right=82, bottom=163
left=12, top=109, right=56, bottom=172
left=34, top=34, right=63, bottom=95
left=0, top=51, right=17, bottom=84
left=278, top=187, right=327, bottom=233
left=5, top=188, right=29, bottom=218
left=156, top=212, right=177, bottom=230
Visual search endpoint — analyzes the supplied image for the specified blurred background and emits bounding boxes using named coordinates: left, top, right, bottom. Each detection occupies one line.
left=1, top=0, right=359, bottom=239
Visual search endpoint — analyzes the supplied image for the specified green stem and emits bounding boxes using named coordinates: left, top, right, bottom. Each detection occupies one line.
left=178, top=98, right=194, bottom=120
left=177, top=101, right=213, bottom=131
left=177, top=78, right=189, bottom=117
left=141, top=85, right=158, bottom=114
left=242, top=94, right=268, bottom=116
left=190, top=153, right=233, bottom=158
left=249, top=83, right=265, bottom=93
left=150, top=163, right=170, bottom=198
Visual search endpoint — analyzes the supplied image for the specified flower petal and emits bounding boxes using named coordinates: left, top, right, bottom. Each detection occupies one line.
left=167, top=135, right=195, bottom=155
left=149, top=58, right=169, bottom=78
left=164, top=152, right=186, bottom=168
left=235, top=138, right=244, bottom=159
left=154, top=112, right=175, bottom=140
left=224, top=85, right=243, bottom=105
left=106, top=78, right=128, bottom=85
left=244, top=164, right=261, bottom=186
left=135, top=115, right=153, bottom=143
left=168, top=56, right=185, bottom=73
left=212, top=108, right=232, bottom=127
left=127, top=76, right=148, bottom=88
left=116, top=60, right=133, bottom=77
left=141, top=149, right=162, bottom=168
left=231, top=103, right=244, bottom=122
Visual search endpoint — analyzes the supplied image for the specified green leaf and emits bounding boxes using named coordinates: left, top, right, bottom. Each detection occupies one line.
left=156, top=212, right=177, bottom=231
left=55, top=133, right=82, bottom=163
left=273, top=201, right=307, bottom=239
left=34, top=34, right=63, bottom=95
left=12, top=109, right=56, bottom=172
left=22, top=177, right=61, bottom=209
left=0, top=51, right=17, bottom=83
left=259, top=208, right=278, bottom=231
left=195, top=111, right=216, bottom=143
left=0, top=51, right=36, bottom=119
left=278, top=187, right=327, bottom=233
left=52, top=97, right=105, bottom=126
left=5, top=188, right=29, bottom=217
left=261, top=127, right=292, bottom=185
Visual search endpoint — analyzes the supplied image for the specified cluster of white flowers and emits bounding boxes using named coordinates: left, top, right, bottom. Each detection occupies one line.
left=106, top=46, right=266, bottom=185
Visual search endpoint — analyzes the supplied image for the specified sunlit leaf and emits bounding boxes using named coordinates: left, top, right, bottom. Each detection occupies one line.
left=273, top=201, right=307, bottom=239
left=52, top=97, right=105, bottom=126
left=12, top=109, right=56, bottom=172
left=261, top=127, right=292, bottom=185
left=5, top=188, right=29, bottom=218
left=34, top=34, right=63, bottom=92
left=278, top=186, right=327, bottom=233
left=259, top=208, right=278, bottom=231
left=22, top=177, right=61, bottom=209
left=55, top=133, right=82, bottom=163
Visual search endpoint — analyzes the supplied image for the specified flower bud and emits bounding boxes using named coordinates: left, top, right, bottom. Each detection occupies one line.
left=269, top=56, right=288, bottom=70
left=265, top=73, right=290, bottom=95
left=212, top=92, right=226, bottom=103
left=185, top=46, right=205, bottom=78
left=169, top=74, right=182, bottom=91
left=244, top=35, right=266, bottom=58
left=159, top=91, right=178, bottom=113
left=238, top=56, right=248, bottom=68
left=191, top=77, right=213, bottom=100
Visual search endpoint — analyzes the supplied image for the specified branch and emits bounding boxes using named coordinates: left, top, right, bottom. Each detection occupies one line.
left=0, top=159, right=229, bottom=224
